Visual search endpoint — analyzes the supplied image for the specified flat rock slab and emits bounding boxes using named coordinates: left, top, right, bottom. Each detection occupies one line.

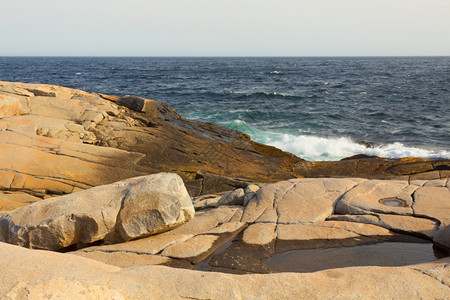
left=423, top=179, right=448, bottom=187
left=161, top=221, right=247, bottom=264
left=242, top=178, right=364, bottom=224
left=0, top=173, right=194, bottom=250
left=413, top=186, right=450, bottom=225
left=335, top=180, right=417, bottom=215
left=0, top=130, right=147, bottom=194
left=328, top=214, right=439, bottom=239
left=205, top=222, right=247, bottom=235
left=78, top=232, right=194, bottom=256
left=335, top=181, right=450, bottom=232
left=242, top=180, right=294, bottom=223
left=0, top=193, right=42, bottom=211
left=74, top=251, right=192, bottom=269
left=162, top=234, right=219, bottom=264
left=169, top=206, right=243, bottom=236
left=276, top=221, right=394, bottom=252
left=242, top=223, right=277, bottom=245
left=2, top=242, right=450, bottom=299
left=193, top=194, right=222, bottom=209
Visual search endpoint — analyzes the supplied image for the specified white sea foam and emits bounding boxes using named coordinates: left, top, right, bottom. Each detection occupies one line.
left=223, top=120, right=450, bottom=161
left=264, top=134, right=450, bottom=161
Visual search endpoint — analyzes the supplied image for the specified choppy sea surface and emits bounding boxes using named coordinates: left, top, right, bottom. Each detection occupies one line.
left=1, top=56, right=449, bottom=161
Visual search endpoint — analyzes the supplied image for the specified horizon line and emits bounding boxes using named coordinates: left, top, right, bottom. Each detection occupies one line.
left=1, top=55, right=450, bottom=58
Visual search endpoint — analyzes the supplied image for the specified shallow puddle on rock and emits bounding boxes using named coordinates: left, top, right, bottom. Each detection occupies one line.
left=193, top=239, right=234, bottom=271
left=379, top=197, right=408, bottom=207
left=263, top=242, right=447, bottom=273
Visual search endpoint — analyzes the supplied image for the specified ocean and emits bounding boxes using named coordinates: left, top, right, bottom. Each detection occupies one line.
left=1, top=56, right=449, bottom=161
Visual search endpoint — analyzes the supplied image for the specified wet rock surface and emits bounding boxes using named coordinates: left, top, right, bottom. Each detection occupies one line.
left=264, top=241, right=446, bottom=273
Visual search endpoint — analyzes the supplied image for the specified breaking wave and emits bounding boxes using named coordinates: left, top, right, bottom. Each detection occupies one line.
left=222, top=120, right=450, bottom=161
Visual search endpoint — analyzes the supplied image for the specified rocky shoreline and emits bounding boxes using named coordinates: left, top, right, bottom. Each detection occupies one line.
left=0, top=81, right=449, bottom=298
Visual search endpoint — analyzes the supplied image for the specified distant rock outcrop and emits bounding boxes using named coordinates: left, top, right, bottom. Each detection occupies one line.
left=0, top=80, right=448, bottom=209
left=0, top=81, right=301, bottom=204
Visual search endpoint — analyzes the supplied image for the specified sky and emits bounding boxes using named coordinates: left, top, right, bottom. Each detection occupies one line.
left=1, top=0, right=449, bottom=56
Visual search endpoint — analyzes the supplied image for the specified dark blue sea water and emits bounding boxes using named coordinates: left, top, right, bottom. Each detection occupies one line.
left=1, top=57, right=449, bottom=161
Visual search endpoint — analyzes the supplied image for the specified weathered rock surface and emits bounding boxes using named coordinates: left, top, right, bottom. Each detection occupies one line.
left=216, top=188, right=245, bottom=207
left=161, top=234, right=220, bottom=263
left=335, top=179, right=450, bottom=236
left=68, top=178, right=450, bottom=276
left=0, top=177, right=449, bottom=297
left=242, top=178, right=365, bottom=224
left=242, top=223, right=277, bottom=245
left=116, top=95, right=158, bottom=118
left=335, top=180, right=416, bottom=215
left=78, top=232, right=193, bottom=256
left=434, top=226, right=450, bottom=252
left=74, top=251, right=192, bottom=269
left=0, top=192, right=42, bottom=211
left=0, top=81, right=302, bottom=200
left=243, top=184, right=260, bottom=206
left=1, top=242, right=449, bottom=299
left=276, top=221, right=395, bottom=252
left=295, top=157, right=450, bottom=180
left=1, top=81, right=450, bottom=297
left=0, top=173, right=194, bottom=250
left=327, top=214, right=439, bottom=239
left=413, top=186, right=450, bottom=225
left=193, top=194, right=222, bottom=209
left=75, top=206, right=246, bottom=268
left=1, top=81, right=448, bottom=202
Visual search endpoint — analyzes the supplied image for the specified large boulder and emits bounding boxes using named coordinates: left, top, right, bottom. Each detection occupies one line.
left=0, top=173, right=194, bottom=250
left=116, top=95, right=158, bottom=118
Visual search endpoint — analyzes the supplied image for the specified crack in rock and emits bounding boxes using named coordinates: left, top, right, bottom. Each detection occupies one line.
left=409, top=267, right=450, bottom=289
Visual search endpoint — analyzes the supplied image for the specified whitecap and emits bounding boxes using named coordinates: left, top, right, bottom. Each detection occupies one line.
left=226, top=125, right=450, bottom=161
left=263, top=134, right=450, bottom=161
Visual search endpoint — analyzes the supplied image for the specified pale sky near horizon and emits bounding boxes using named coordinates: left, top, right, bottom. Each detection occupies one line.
left=1, top=0, right=449, bottom=56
